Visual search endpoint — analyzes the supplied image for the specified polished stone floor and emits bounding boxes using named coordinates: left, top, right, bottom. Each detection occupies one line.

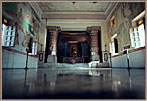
left=2, top=68, right=145, bottom=99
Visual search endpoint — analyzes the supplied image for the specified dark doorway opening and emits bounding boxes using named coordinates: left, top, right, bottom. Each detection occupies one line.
left=97, top=30, right=102, bottom=62
left=114, top=38, right=118, bottom=53
left=44, top=29, right=50, bottom=63
left=57, top=31, right=90, bottom=63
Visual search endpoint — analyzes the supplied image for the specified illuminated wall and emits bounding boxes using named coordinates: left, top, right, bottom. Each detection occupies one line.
left=106, top=2, right=145, bottom=52
left=2, top=2, right=45, bottom=68
left=105, top=2, right=145, bottom=68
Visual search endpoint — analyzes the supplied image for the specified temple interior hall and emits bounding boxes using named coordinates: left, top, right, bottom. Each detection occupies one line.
left=1, top=1, right=146, bottom=99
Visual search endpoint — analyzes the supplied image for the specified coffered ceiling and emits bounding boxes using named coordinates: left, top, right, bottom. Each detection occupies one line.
left=38, top=2, right=110, bottom=14
left=36, top=2, right=118, bottom=20
left=30, top=2, right=118, bottom=31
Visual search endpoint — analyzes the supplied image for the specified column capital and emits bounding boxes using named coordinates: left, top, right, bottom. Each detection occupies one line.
left=46, top=26, right=61, bottom=32
left=91, top=26, right=101, bottom=31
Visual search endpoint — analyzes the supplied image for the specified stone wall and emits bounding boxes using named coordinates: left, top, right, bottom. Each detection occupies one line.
left=105, top=2, right=145, bottom=68
left=106, top=2, right=145, bottom=52
left=39, top=19, right=47, bottom=51
left=2, top=2, right=45, bottom=68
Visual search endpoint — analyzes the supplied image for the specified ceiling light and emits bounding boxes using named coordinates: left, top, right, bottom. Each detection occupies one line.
left=72, top=2, right=76, bottom=5
left=93, top=2, right=97, bottom=4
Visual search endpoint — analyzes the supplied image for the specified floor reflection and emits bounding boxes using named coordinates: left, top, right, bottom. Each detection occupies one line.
left=2, top=68, right=145, bottom=99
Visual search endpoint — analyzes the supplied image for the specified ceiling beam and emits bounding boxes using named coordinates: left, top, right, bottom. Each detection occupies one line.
left=42, top=14, right=106, bottom=20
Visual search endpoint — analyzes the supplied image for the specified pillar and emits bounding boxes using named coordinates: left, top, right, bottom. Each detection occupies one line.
left=88, top=26, right=100, bottom=61
left=46, top=26, right=60, bottom=62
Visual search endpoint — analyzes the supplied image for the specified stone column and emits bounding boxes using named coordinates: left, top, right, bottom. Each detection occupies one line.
left=46, top=26, right=60, bottom=62
left=88, top=26, right=100, bottom=62
left=50, top=31, right=57, bottom=54
left=90, top=26, right=100, bottom=55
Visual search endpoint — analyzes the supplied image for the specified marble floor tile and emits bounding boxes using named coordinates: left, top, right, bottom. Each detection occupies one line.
left=2, top=68, right=145, bottom=99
